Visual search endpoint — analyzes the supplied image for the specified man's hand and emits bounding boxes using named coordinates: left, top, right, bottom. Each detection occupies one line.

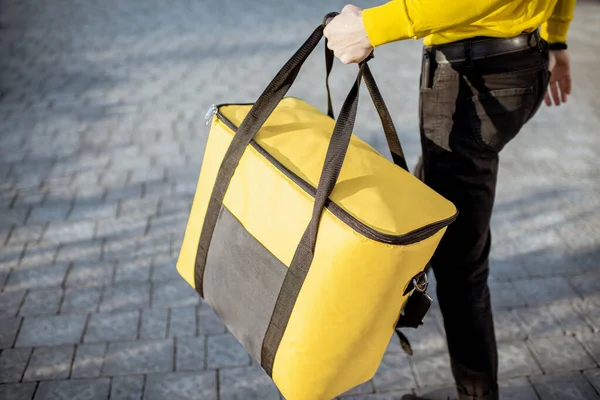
left=323, top=5, right=373, bottom=64
left=545, top=49, right=572, bottom=106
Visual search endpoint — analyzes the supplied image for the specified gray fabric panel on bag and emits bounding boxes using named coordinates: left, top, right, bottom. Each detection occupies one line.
left=203, top=205, right=288, bottom=364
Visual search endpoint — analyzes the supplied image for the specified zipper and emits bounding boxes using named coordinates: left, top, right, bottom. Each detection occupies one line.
left=207, top=104, right=458, bottom=245
left=205, top=104, right=218, bottom=125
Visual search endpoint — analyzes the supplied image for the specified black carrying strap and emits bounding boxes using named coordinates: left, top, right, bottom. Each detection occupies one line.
left=323, top=13, right=408, bottom=171
left=194, top=23, right=326, bottom=296
left=262, top=60, right=369, bottom=376
left=326, top=55, right=409, bottom=170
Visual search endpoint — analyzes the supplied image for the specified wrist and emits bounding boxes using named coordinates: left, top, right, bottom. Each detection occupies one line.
left=362, top=2, right=413, bottom=47
left=548, top=42, right=568, bottom=51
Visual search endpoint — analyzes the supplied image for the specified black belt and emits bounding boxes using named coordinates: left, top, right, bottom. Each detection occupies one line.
left=426, top=30, right=543, bottom=64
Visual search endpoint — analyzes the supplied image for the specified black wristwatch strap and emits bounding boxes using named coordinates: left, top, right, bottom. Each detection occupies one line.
left=549, top=42, right=568, bottom=50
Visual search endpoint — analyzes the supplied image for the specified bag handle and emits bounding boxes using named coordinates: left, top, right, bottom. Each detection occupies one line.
left=324, top=13, right=408, bottom=171
left=194, top=22, right=327, bottom=296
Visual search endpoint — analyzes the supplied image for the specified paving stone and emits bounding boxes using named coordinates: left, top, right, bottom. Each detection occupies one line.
left=490, top=282, right=528, bottom=310
left=531, top=372, right=600, bottom=400
left=20, top=288, right=63, bottom=316
left=152, top=279, right=199, bottom=308
left=151, top=257, right=178, bottom=281
left=169, top=306, right=197, bottom=338
left=579, top=333, right=600, bottom=366
left=114, top=258, right=152, bottom=283
left=105, top=185, right=143, bottom=202
left=69, top=202, right=118, bottom=221
left=584, top=369, right=600, bottom=394
left=145, top=181, right=175, bottom=198
left=0, top=290, right=26, bottom=318
left=134, top=234, right=172, bottom=259
left=110, top=375, right=144, bottom=400
left=198, top=306, right=227, bottom=335
left=548, top=300, right=593, bottom=336
left=158, top=196, right=192, bottom=216
left=0, top=317, right=22, bottom=348
left=16, top=315, right=86, bottom=347
left=4, top=263, right=68, bottom=293
left=340, top=393, right=410, bottom=400
left=103, top=237, right=139, bottom=262
left=100, top=282, right=150, bottom=312
left=71, top=343, right=107, bottom=378
left=8, top=224, right=46, bottom=245
left=575, top=296, right=600, bottom=331
left=43, top=220, right=95, bottom=244
left=570, top=271, right=600, bottom=298
left=72, top=171, right=101, bottom=190
left=118, top=196, right=159, bottom=217
left=0, top=347, right=31, bottom=383
left=99, top=168, right=129, bottom=187
left=18, top=242, right=58, bottom=269
left=0, top=244, right=23, bottom=271
left=56, top=241, right=103, bottom=263
left=60, top=287, right=102, bottom=314
left=339, top=380, right=375, bottom=397
left=176, top=336, right=205, bottom=371
left=372, top=351, right=416, bottom=392
left=14, top=189, right=45, bottom=208
left=514, top=277, right=580, bottom=306
left=140, top=308, right=169, bottom=340
left=219, top=365, right=281, bottom=400
left=34, top=378, right=111, bottom=400
left=23, top=345, right=75, bottom=381
left=103, top=339, right=173, bottom=375
left=530, top=335, right=597, bottom=373
left=522, top=249, right=586, bottom=279
left=147, top=213, right=189, bottom=236
left=0, top=383, right=38, bottom=400
left=498, top=377, right=540, bottom=400
left=515, top=306, right=563, bottom=337
left=65, top=261, right=114, bottom=288
left=497, top=341, right=542, bottom=379
left=411, top=347, right=453, bottom=388
left=0, top=207, right=29, bottom=225
left=494, top=311, right=527, bottom=342
left=28, top=204, right=71, bottom=223
left=206, top=333, right=250, bottom=369
left=0, top=269, right=8, bottom=289
left=0, top=191, right=16, bottom=209
left=84, top=310, right=140, bottom=343
left=144, top=372, right=217, bottom=400
left=95, top=215, right=149, bottom=239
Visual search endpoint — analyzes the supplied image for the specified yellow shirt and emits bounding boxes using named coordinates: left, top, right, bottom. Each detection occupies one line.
left=362, top=0, right=577, bottom=47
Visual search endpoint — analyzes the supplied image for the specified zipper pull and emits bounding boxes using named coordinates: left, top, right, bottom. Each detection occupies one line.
left=205, top=104, right=217, bottom=126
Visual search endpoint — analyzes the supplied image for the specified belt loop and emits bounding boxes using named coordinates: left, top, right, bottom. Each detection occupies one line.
left=536, top=29, right=544, bottom=53
left=530, top=28, right=542, bottom=52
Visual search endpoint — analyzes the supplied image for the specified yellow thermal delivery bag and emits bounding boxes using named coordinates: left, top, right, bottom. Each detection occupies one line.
left=177, top=15, right=457, bottom=400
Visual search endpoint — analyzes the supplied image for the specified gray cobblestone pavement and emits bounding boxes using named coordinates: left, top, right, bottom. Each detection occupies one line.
left=1, top=0, right=599, bottom=399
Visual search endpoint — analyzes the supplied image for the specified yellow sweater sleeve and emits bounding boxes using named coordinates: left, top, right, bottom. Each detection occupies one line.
left=362, top=0, right=515, bottom=47
left=541, top=0, right=577, bottom=44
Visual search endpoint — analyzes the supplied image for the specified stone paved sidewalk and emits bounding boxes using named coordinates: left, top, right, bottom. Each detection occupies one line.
left=0, top=0, right=599, bottom=399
